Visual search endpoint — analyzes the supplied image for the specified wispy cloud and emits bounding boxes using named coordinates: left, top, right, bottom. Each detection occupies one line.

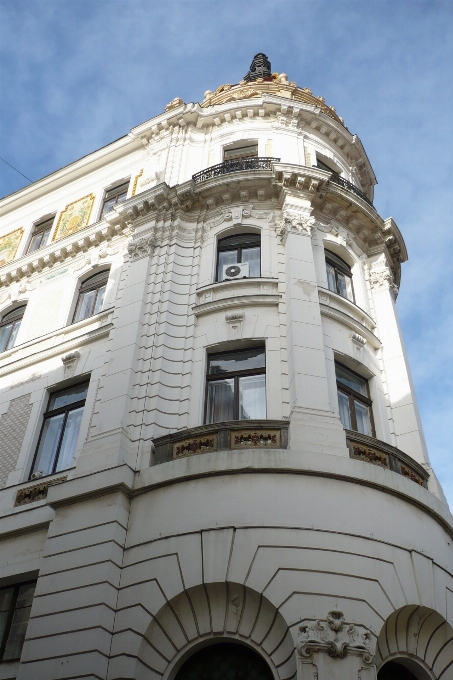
left=1, top=0, right=452, bottom=506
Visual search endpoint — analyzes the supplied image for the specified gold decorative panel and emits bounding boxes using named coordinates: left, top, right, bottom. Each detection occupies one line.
left=231, top=429, right=281, bottom=449
left=0, top=228, right=24, bottom=266
left=52, top=194, right=95, bottom=242
left=15, top=476, right=67, bottom=506
left=132, top=169, right=143, bottom=196
left=173, top=435, right=218, bottom=459
left=399, top=463, right=426, bottom=487
left=350, top=443, right=390, bottom=469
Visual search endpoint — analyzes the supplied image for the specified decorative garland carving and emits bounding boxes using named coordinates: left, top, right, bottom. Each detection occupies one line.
left=173, top=435, right=218, bottom=458
left=127, top=235, right=153, bottom=262
left=230, top=429, right=280, bottom=448
left=297, top=610, right=374, bottom=664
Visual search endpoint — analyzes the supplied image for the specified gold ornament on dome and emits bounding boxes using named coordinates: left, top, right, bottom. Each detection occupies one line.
left=201, top=75, right=344, bottom=126
left=52, top=194, right=95, bottom=242
left=165, top=97, right=184, bottom=112
left=0, top=227, right=24, bottom=267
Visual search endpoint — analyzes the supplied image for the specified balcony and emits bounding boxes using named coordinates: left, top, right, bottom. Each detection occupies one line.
left=329, top=172, right=375, bottom=210
left=345, top=430, right=429, bottom=488
left=152, top=420, right=289, bottom=465
left=192, top=157, right=281, bottom=183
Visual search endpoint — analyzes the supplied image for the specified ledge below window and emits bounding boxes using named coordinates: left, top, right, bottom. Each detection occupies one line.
left=193, top=278, right=280, bottom=317
left=345, top=430, right=429, bottom=488
left=152, top=420, right=289, bottom=465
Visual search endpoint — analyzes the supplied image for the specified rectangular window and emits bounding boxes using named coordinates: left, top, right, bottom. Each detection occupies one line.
left=205, top=347, right=266, bottom=424
left=30, top=381, right=89, bottom=478
left=26, top=216, right=55, bottom=254
left=0, top=581, right=36, bottom=662
left=100, top=181, right=129, bottom=218
left=216, top=233, right=261, bottom=281
left=223, top=143, right=258, bottom=161
left=335, top=363, right=374, bottom=437
left=325, top=251, right=355, bottom=302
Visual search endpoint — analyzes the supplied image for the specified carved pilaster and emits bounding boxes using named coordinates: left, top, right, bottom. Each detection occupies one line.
left=297, top=610, right=374, bottom=665
left=275, top=209, right=315, bottom=244
left=369, top=262, right=399, bottom=300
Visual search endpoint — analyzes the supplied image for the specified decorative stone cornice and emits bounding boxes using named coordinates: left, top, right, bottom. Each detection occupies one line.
left=297, top=611, right=374, bottom=665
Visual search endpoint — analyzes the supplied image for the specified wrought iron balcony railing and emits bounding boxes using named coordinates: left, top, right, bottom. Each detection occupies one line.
left=329, top=173, right=375, bottom=210
left=192, top=157, right=280, bottom=183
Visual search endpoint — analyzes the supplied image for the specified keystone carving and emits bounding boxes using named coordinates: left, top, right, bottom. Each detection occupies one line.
left=61, top=351, right=80, bottom=379
left=127, top=235, right=153, bottom=262
left=297, top=610, right=374, bottom=664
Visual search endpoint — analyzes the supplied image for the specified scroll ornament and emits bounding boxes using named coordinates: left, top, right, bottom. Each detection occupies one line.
left=297, top=610, right=374, bottom=664
left=275, top=210, right=315, bottom=243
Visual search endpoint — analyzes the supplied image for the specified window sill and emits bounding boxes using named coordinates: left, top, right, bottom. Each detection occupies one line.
left=318, top=287, right=380, bottom=348
left=0, top=308, right=113, bottom=377
left=194, top=278, right=280, bottom=317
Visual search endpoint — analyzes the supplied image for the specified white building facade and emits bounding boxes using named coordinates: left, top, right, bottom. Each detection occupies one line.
left=0, top=55, right=452, bottom=680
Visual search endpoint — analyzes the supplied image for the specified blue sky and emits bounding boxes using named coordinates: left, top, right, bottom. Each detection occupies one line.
left=1, top=0, right=452, bottom=506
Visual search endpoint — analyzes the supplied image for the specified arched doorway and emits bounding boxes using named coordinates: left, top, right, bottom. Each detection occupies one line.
left=378, top=661, right=421, bottom=680
left=175, top=642, right=274, bottom=680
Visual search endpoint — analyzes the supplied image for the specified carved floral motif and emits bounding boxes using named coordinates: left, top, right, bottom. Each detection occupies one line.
left=15, top=476, right=67, bottom=506
left=297, top=610, right=374, bottom=664
left=369, top=263, right=399, bottom=299
left=350, top=444, right=390, bottom=469
left=127, top=235, right=153, bottom=261
left=173, top=436, right=218, bottom=458
left=231, top=430, right=280, bottom=448
left=399, top=463, right=425, bottom=486
left=275, top=210, right=315, bottom=243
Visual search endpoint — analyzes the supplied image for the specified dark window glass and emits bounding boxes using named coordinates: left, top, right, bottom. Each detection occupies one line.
left=325, top=251, right=355, bottom=302
left=175, top=642, right=273, bottom=680
left=30, top=381, right=89, bottom=478
left=100, top=181, right=129, bottom=218
left=317, top=158, right=338, bottom=173
left=223, top=143, right=258, bottom=161
left=73, top=270, right=109, bottom=323
left=27, top=216, right=55, bottom=254
left=336, top=363, right=374, bottom=437
left=217, top=233, right=261, bottom=281
left=0, top=306, right=26, bottom=353
left=0, top=581, right=36, bottom=662
left=378, top=661, right=419, bottom=680
left=206, top=347, right=266, bottom=424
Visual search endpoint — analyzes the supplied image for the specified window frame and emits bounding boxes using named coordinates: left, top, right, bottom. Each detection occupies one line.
left=99, top=180, right=130, bottom=219
left=26, top=215, right=55, bottom=254
left=0, top=580, right=36, bottom=662
left=325, top=250, right=355, bottom=303
left=223, top=142, right=258, bottom=161
left=204, top=346, right=266, bottom=424
left=0, top=306, right=26, bottom=353
left=216, top=233, right=261, bottom=282
left=29, top=380, right=89, bottom=479
left=72, top=270, right=110, bottom=324
left=335, top=362, right=375, bottom=437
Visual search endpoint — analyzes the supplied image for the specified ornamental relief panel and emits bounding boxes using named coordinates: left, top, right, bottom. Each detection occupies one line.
left=297, top=610, right=374, bottom=665
left=199, top=206, right=274, bottom=243
left=52, top=194, right=95, bottom=242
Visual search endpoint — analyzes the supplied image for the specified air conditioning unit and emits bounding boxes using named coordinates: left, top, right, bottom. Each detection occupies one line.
left=222, top=262, right=249, bottom=280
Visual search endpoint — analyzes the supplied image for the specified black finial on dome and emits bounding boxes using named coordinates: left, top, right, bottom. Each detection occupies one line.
left=244, top=53, right=272, bottom=82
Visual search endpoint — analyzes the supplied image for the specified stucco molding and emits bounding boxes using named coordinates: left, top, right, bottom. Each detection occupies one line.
left=297, top=610, right=375, bottom=664
left=127, top=234, right=154, bottom=262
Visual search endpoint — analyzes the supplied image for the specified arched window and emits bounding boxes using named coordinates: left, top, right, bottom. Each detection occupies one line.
left=175, top=642, right=273, bottom=680
left=216, top=233, right=261, bottom=281
left=0, top=305, right=26, bottom=353
left=73, top=270, right=109, bottom=323
left=378, top=661, right=421, bottom=680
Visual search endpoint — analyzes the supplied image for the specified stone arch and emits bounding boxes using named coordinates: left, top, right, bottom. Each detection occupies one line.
left=133, top=582, right=296, bottom=680
left=375, top=605, right=453, bottom=679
